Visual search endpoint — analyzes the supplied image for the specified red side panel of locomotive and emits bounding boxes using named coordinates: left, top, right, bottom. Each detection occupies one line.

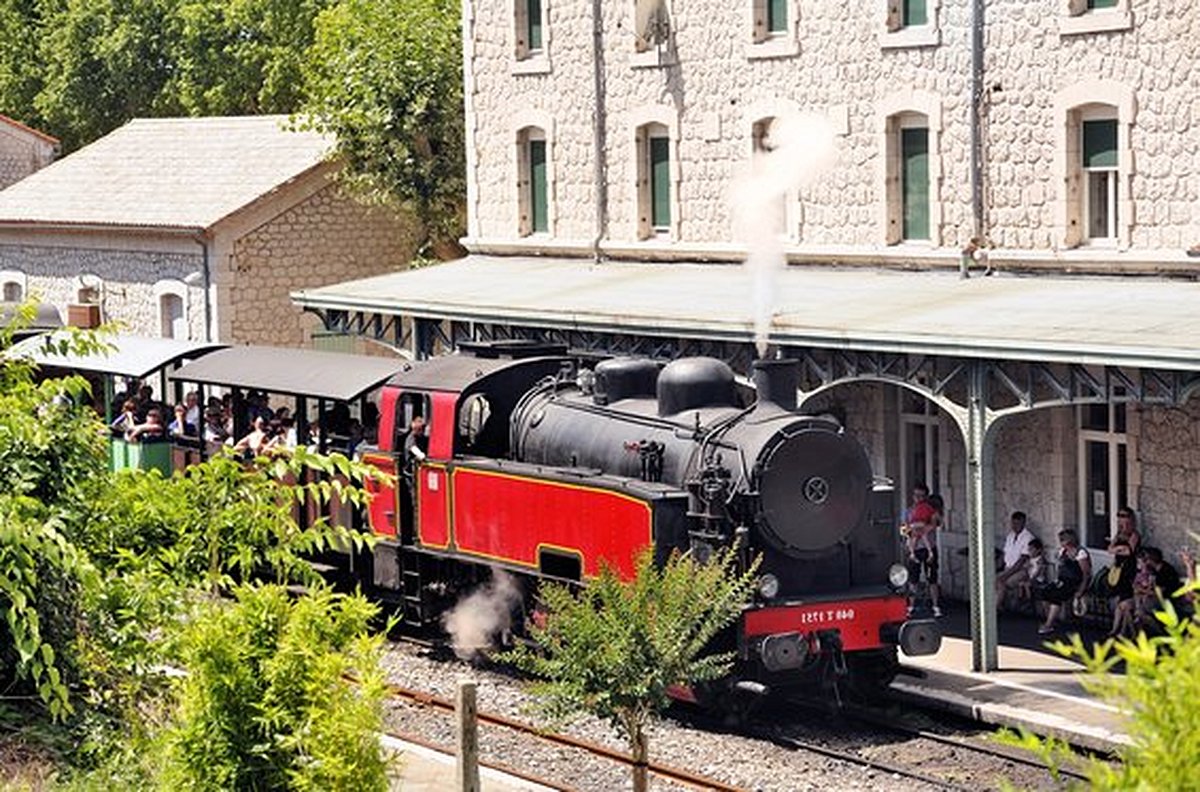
left=451, top=466, right=653, bottom=580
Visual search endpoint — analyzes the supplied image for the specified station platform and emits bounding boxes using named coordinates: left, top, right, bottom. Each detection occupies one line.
left=894, top=604, right=1131, bottom=753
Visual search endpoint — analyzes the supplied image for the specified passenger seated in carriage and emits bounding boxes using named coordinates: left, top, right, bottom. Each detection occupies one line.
left=125, top=408, right=166, bottom=442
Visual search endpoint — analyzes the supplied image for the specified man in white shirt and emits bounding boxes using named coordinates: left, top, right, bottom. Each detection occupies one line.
left=995, top=511, right=1035, bottom=607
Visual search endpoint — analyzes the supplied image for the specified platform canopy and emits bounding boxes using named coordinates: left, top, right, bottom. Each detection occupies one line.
left=171, top=345, right=405, bottom=401
left=7, top=332, right=225, bottom=378
left=292, top=254, right=1200, bottom=372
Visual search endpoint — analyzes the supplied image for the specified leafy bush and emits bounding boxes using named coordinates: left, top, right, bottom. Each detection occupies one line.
left=1004, top=588, right=1200, bottom=791
left=160, top=584, right=391, bottom=792
left=505, top=547, right=759, bottom=792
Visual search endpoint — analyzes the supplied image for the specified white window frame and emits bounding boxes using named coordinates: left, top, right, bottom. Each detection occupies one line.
left=512, top=0, right=551, bottom=75
left=515, top=125, right=552, bottom=237
left=880, top=0, right=941, bottom=49
left=0, top=269, right=26, bottom=302
left=1053, top=82, right=1135, bottom=250
left=631, top=108, right=679, bottom=241
left=1076, top=399, right=1135, bottom=552
left=1058, top=0, right=1132, bottom=36
left=746, top=0, right=799, bottom=59
left=153, top=279, right=189, bottom=340
left=878, top=90, right=942, bottom=247
left=1080, top=110, right=1118, bottom=245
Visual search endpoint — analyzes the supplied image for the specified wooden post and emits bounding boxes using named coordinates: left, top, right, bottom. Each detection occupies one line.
left=456, top=678, right=480, bottom=792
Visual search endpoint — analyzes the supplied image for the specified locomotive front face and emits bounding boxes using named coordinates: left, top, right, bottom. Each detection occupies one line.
left=752, top=416, right=873, bottom=557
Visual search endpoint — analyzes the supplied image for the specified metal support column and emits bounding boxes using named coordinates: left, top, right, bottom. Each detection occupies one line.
left=964, top=361, right=998, bottom=671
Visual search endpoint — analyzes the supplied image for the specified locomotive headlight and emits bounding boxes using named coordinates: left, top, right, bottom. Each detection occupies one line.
left=758, top=573, right=780, bottom=600
left=888, top=563, right=909, bottom=590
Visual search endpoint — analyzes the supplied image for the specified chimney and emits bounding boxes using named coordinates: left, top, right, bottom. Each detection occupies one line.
left=752, top=359, right=798, bottom=412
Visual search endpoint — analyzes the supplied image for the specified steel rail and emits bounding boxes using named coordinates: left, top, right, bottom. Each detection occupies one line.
left=384, top=681, right=747, bottom=792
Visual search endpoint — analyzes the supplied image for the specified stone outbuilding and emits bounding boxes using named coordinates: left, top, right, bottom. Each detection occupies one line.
left=0, top=113, right=57, bottom=194
left=0, top=115, right=419, bottom=346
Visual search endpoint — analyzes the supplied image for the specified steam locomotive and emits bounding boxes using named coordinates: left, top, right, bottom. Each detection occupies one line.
left=360, top=342, right=940, bottom=703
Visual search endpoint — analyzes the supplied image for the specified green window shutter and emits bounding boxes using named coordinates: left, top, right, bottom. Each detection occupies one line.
left=529, top=139, right=547, bottom=233
left=768, top=0, right=787, bottom=33
left=1082, top=119, right=1117, bottom=168
left=901, top=127, right=929, bottom=240
left=903, top=0, right=927, bottom=26
left=1087, top=0, right=1117, bottom=9
left=650, top=136, right=670, bottom=229
left=527, top=0, right=543, bottom=50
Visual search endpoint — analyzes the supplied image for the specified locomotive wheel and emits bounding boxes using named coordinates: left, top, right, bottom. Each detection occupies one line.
left=842, top=648, right=900, bottom=702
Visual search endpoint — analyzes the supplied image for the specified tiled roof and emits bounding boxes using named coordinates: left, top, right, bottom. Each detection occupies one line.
left=0, top=115, right=333, bottom=231
left=0, top=113, right=59, bottom=145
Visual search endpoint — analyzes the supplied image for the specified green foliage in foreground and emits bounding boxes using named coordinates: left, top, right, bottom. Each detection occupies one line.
left=1001, top=588, right=1200, bottom=791
left=504, top=548, right=759, bottom=792
left=158, top=585, right=390, bottom=792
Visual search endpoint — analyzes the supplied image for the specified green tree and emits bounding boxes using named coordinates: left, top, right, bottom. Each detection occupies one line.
left=35, top=0, right=180, bottom=150
left=300, top=0, right=464, bottom=257
left=505, top=548, right=760, bottom=792
left=160, top=584, right=390, bottom=792
left=0, top=0, right=46, bottom=126
left=166, top=0, right=333, bottom=117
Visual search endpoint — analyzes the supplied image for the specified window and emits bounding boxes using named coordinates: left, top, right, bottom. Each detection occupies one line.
left=1060, top=0, right=1131, bottom=35
left=1054, top=85, right=1133, bottom=249
left=751, top=117, right=788, bottom=238
left=1078, top=397, right=1132, bottom=551
left=159, top=294, right=185, bottom=339
left=0, top=267, right=26, bottom=303
left=883, top=108, right=936, bottom=244
left=881, top=0, right=940, bottom=48
left=901, top=126, right=930, bottom=241
left=153, top=279, right=188, bottom=340
left=902, top=0, right=926, bottom=26
left=631, top=0, right=674, bottom=67
left=516, top=127, right=550, bottom=235
left=513, top=0, right=550, bottom=73
left=1082, top=118, right=1117, bottom=242
left=636, top=122, right=672, bottom=238
left=748, top=0, right=798, bottom=57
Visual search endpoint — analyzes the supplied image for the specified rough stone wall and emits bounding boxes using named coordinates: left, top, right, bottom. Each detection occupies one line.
left=0, top=242, right=204, bottom=338
left=468, top=0, right=1198, bottom=256
left=1133, top=400, right=1200, bottom=556
left=0, top=127, right=55, bottom=190
left=227, top=184, right=420, bottom=347
left=985, top=0, right=1200, bottom=251
left=470, top=1, right=973, bottom=248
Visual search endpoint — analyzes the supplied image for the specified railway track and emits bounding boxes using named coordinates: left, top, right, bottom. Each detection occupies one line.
left=842, top=702, right=1093, bottom=784
left=383, top=680, right=749, bottom=791
left=381, top=637, right=1091, bottom=790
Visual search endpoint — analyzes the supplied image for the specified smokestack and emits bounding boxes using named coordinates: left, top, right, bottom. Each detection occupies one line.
left=752, top=359, right=799, bottom=412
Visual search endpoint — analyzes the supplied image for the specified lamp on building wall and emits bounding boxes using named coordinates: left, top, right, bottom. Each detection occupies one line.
left=183, top=271, right=203, bottom=286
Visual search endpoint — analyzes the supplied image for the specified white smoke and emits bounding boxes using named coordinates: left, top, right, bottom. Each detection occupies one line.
left=441, top=569, right=524, bottom=661
left=730, top=113, right=838, bottom=357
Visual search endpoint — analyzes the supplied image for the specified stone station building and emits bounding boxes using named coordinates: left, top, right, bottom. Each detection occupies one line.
left=0, top=115, right=419, bottom=347
left=0, top=113, right=57, bottom=194
left=297, top=0, right=1200, bottom=669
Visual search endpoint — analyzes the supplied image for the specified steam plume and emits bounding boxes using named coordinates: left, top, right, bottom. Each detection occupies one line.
left=441, top=569, right=523, bottom=661
left=730, top=113, right=838, bottom=357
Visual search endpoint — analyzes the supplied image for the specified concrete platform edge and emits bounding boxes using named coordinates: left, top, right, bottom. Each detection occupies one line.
left=891, top=676, right=1131, bottom=755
